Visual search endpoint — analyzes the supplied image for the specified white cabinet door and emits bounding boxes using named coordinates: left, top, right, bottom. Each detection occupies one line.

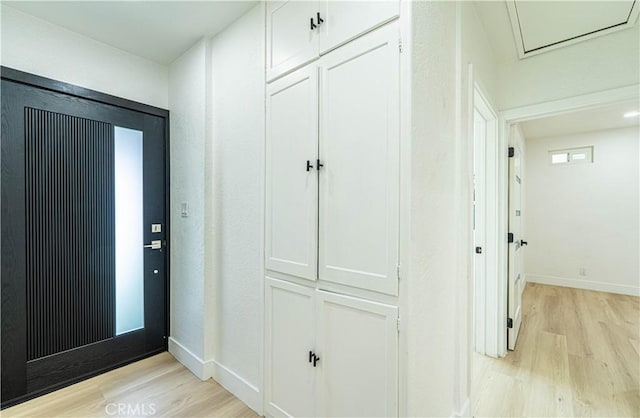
left=267, top=0, right=320, bottom=82
left=266, top=66, right=318, bottom=281
left=319, top=0, right=399, bottom=54
left=265, top=278, right=315, bottom=418
left=319, top=23, right=400, bottom=295
left=315, top=290, right=398, bottom=417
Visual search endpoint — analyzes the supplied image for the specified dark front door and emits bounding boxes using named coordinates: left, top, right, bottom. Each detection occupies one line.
left=1, top=72, right=169, bottom=407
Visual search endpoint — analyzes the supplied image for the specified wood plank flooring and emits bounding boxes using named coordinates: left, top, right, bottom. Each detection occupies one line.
left=473, top=283, right=640, bottom=417
left=2, top=352, right=257, bottom=417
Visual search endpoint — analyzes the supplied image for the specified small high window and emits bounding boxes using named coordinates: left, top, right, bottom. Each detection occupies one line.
left=549, top=146, right=593, bottom=165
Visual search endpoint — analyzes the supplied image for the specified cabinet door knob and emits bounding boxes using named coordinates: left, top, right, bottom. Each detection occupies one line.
left=317, top=12, right=324, bottom=25
left=313, top=354, right=320, bottom=367
left=309, top=350, right=314, bottom=363
left=317, top=159, right=324, bottom=170
left=310, top=17, right=317, bottom=30
left=306, top=160, right=314, bottom=172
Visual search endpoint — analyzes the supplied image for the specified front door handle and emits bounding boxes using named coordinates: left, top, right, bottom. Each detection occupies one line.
left=144, top=240, right=162, bottom=250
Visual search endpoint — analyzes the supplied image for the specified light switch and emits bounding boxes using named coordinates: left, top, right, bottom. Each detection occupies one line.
left=181, top=202, right=189, bottom=218
left=152, top=224, right=162, bottom=233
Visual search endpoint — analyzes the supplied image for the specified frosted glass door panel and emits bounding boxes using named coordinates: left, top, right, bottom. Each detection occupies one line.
left=114, top=126, right=144, bottom=335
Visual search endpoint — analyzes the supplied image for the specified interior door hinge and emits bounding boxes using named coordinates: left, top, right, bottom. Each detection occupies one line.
left=398, top=37, right=403, bottom=53
left=508, top=232, right=514, bottom=243
left=396, top=264, right=401, bottom=280
left=507, top=318, right=513, bottom=328
left=508, top=147, right=515, bottom=158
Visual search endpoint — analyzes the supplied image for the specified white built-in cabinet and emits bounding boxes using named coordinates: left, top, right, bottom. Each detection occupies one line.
left=266, top=22, right=400, bottom=296
left=266, top=66, right=319, bottom=281
left=266, top=0, right=399, bottom=81
left=265, top=278, right=398, bottom=418
left=265, top=3, right=401, bottom=417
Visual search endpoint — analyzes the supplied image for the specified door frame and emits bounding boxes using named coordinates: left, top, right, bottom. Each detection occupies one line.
left=471, top=83, right=499, bottom=357
left=0, top=66, right=171, bottom=407
left=493, top=83, right=639, bottom=357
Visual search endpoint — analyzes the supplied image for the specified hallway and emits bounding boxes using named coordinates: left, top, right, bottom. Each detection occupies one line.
left=473, top=283, right=639, bottom=417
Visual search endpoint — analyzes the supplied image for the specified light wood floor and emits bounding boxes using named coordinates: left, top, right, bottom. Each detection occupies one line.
left=2, top=352, right=257, bottom=418
left=473, top=282, right=640, bottom=417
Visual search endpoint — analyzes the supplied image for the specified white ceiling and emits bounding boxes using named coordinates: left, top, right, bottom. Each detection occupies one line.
left=520, top=101, right=640, bottom=139
left=511, top=0, right=636, bottom=55
left=476, top=1, right=639, bottom=61
left=4, top=1, right=258, bottom=64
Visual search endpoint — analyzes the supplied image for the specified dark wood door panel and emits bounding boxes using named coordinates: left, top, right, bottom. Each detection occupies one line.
left=1, top=71, right=169, bottom=409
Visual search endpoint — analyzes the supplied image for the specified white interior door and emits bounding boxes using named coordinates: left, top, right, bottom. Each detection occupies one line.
left=267, top=0, right=320, bottom=81
left=473, top=109, right=487, bottom=354
left=318, top=1, right=399, bottom=54
left=265, top=278, right=315, bottom=418
left=266, top=66, right=318, bottom=281
left=507, top=128, right=525, bottom=350
left=315, top=290, right=398, bottom=417
left=318, top=23, right=399, bottom=295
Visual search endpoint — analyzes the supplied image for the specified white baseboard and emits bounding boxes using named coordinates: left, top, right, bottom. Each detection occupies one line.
left=451, top=398, right=471, bottom=417
left=168, top=337, right=211, bottom=380
left=211, top=359, right=262, bottom=415
left=168, top=337, right=262, bottom=415
left=527, top=274, right=640, bottom=297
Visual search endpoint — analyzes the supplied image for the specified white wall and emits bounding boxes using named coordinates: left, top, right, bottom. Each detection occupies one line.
left=497, top=24, right=640, bottom=110
left=0, top=4, right=168, bottom=108
left=167, top=5, right=264, bottom=414
left=462, top=3, right=498, bottom=102
left=208, top=3, right=264, bottom=413
left=168, top=39, right=211, bottom=369
left=524, top=126, right=640, bottom=296
left=406, top=2, right=466, bottom=416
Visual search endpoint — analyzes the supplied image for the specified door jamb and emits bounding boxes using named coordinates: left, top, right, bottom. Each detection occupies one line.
left=471, top=82, right=500, bottom=358
left=495, top=84, right=640, bottom=357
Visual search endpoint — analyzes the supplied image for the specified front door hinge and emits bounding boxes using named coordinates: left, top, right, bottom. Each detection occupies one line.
left=508, top=232, right=514, bottom=243
left=508, top=147, right=515, bottom=158
left=398, top=37, right=403, bottom=53
left=507, top=318, right=513, bottom=328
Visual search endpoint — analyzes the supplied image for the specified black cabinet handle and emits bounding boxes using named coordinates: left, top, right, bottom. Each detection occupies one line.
left=520, top=240, right=528, bottom=246
left=317, top=12, right=324, bottom=25
left=313, top=354, right=320, bottom=367
left=317, top=159, right=323, bottom=170
left=310, top=17, right=317, bottom=30
left=309, top=350, right=314, bottom=363
left=306, top=160, right=314, bottom=172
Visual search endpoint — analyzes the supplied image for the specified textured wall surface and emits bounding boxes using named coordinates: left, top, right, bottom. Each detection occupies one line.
left=168, top=40, right=208, bottom=360
left=407, top=2, right=462, bottom=416
left=209, top=1, right=265, bottom=399
left=0, top=5, right=169, bottom=108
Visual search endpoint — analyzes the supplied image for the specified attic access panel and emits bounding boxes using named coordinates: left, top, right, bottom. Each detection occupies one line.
left=507, top=0, right=639, bottom=58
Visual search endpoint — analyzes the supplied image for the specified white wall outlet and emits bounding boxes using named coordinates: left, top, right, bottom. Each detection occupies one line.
left=181, top=202, right=189, bottom=218
left=151, top=223, right=162, bottom=233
